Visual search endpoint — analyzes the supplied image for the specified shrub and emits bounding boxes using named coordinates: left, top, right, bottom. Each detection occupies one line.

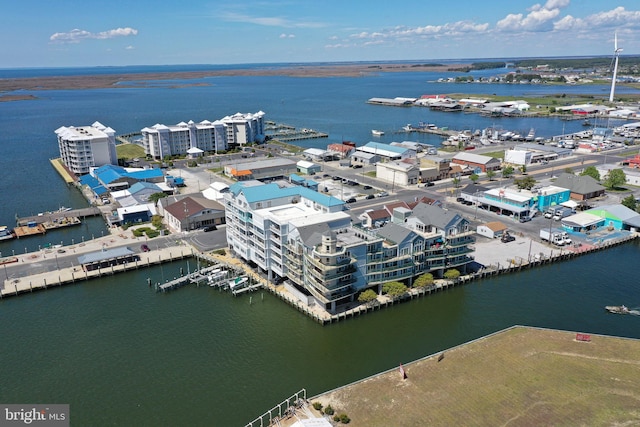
left=340, top=414, right=351, bottom=424
left=312, top=402, right=322, bottom=411
left=324, top=405, right=334, bottom=416
left=145, top=229, right=160, bottom=238
left=333, top=415, right=341, bottom=422
left=213, top=249, right=226, bottom=256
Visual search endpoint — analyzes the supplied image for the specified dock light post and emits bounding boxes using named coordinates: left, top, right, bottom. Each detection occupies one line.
left=81, top=236, right=84, bottom=243
left=72, top=238, right=75, bottom=245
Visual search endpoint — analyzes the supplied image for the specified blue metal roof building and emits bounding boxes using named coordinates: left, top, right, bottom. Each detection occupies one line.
left=229, top=181, right=344, bottom=208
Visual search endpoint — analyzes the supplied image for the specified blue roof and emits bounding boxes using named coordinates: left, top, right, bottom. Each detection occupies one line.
left=94, top=164, right=163, bottom=185
left=289, top=174, right=305, bottom=183
left=230, top=182, right=344, bottom=207
left=129, top=181, right=161, bottom=194
left=363, top=141, right=410, bottom=154
left=79, top=174, right=108, bottom=196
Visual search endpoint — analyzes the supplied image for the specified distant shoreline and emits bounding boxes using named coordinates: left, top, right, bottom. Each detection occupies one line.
left=0, top=62, right=470, bottom=99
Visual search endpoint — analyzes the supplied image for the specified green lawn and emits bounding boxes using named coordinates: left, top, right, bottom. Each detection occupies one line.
left=116, top=142, right=145, bottom=159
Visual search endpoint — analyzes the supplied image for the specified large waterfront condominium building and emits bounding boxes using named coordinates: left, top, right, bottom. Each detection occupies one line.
left=225, top=181, right=475, bottom=313
left=55, top=121, right=118, bottom=175
left=141, top=111, right=265, bottom=160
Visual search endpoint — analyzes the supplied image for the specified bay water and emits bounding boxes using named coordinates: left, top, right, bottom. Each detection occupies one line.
left=0, top=64, right=639, bottom=426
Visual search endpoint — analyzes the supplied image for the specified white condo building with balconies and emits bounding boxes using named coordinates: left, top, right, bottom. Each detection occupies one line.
left=141, top=111, right=265, bottom=160
left=224, top=180, right=475, bottom=313
left=55, top=121, right=118, bottom=175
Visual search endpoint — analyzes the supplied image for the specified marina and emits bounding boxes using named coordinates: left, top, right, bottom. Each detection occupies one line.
left=2, top=60, right=640, bottom=426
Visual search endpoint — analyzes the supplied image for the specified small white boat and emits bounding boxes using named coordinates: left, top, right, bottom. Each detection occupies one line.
left=229, top=276, right=249, bottom=291
left=0, top=226, right=15, bottom=241
left=371, top=130, right=384, bottom=136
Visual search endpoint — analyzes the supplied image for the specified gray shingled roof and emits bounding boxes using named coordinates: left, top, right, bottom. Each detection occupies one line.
left=410, top=202, right=464, bottom=229
left=375, top=223, right=417, bottom=245
left=554, top=173, right=605, bottom=195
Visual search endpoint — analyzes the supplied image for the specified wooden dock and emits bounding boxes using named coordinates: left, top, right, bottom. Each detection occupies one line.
left=156, top=265, right=223, bottom=292
left=17, top=207, right=101, bottom=226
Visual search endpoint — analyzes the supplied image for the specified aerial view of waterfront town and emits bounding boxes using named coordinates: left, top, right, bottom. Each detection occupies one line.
left=2, top=1, right=640, bottom=426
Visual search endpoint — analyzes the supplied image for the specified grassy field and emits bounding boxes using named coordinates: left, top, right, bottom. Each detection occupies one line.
left=116, top=142, right=145, bottom=159
left=311, top=326, right=640, bottom=426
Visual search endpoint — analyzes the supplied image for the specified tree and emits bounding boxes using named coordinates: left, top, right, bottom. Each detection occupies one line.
left=382, top=281, right=408, bottom=297
left=413, top=273, right=434, bottom=288
left=603, top=169, right=626, bottom=190
left=443, top=269, right=460, bottom=281
left=501, top=165, right=514, bottom=179
left=621, top=195, right=637, bottom=211
left=564, top=167, right=574, bottom=174
left=469, top=173, right=479, bottom=184
left=452, top=176, right=461, bottom=188
left=357, top=289, right=378, bottom=304
left=514, top=175, right=537, bottom=190
left=520, top=165, right=527, bottom=175
left=486, top=170, right=496, bottom=181
left=580, top=166, right=600, bottom=181
left=149, top=192, right=168, bottom=206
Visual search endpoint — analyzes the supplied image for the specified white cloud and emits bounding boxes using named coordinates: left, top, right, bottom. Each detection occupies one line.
left=279, top=33, right=295, bottom=39
left=50, top=27, right=138, bottom=44
left=553, top=7, right=640, bottom=32
left=221, top=12, right=325, bottom=29
left=125, top=45, right=135, bottom=50
left=496, top=0, right=567, bottom=32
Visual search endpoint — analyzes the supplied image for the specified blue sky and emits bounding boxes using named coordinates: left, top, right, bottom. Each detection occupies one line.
left=2, top=0, right=639, bottom=68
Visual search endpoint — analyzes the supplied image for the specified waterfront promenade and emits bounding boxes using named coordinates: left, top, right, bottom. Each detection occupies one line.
left=0, top=229, right=194, bottom=298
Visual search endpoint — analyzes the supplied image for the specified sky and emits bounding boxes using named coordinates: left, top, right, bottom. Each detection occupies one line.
left=2, top=0, right=639, bottom=68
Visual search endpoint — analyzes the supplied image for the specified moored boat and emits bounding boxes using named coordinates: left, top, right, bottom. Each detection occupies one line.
left=0, top=226, right=15, bottom=241
left=371, top=129, right=384, bottom=136
left=229, top=276, right=249, bottom=291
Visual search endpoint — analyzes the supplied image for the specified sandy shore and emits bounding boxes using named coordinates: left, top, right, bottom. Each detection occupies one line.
left=0, top=62, right=470, bottom=97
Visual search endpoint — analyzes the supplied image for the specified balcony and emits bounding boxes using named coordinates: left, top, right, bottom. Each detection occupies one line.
left=306, top=254, right=353, bottom=271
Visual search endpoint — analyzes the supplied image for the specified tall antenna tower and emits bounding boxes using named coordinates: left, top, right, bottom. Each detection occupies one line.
left=609, top=32, right=623, bottom=103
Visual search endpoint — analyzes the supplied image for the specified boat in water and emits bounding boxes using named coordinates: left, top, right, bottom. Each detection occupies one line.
left=605, top=305, right=631, bottom=314
left=371, top=130, right=384, bottom=136
left=0, top=226, right=15, bottom=241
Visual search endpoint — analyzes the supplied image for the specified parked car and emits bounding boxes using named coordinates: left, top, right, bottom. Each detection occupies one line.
left=366, top=194, right=375, bottom=200
left=332, top=176, right=341, bottom=180
left=363, top=185, right=372, bottom=190
left=352, top=164, right=363, bottom=169
left=377, top=191, right=389, bottom=198
left=425, top=181, right=435, bottom=187
left=203, top=225, right=217, bottom=232
left=345, top=198, right=357, bottom=203
left=141, top=244, right=150, bottom=252
left=501, top=233, right=515, bottom=243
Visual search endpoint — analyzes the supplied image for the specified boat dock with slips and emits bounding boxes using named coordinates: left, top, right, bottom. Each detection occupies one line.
left=156, top=265, right=225, bottom=292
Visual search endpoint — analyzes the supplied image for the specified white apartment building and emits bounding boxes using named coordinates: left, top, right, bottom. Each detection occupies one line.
left=141, top=111, right=265, bottom=160
left=55, top=121, right=118, bottom=175
left=225, top=181, right=475, bottom=313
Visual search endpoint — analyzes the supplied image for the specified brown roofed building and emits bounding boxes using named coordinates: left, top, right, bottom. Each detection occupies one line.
left=162, top=195, right=226, bottom=232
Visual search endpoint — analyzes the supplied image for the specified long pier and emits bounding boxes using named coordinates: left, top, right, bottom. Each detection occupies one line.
left=17, top=207, right=101, bottom=226
left=0, top=244, right=193, bottom=298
